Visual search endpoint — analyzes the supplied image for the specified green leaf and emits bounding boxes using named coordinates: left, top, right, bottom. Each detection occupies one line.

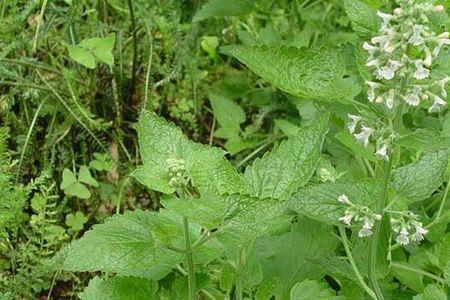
left=290, top=279, right=343, bottom=300
left=396, top=129, right=450, bottom=152
left=78, top=33, right=116, bottom=65
left=60, top=168, right=91, bottom=199
left=234, top=45, right=359, bottom=102
left=344, top=0, right=380, bottom=37
left=244, top=118, right=327, bottom=200
left=62, top=210, right=183, bottom=279
left=136, top=110, right=245, bottom=195
left=133, top=162, right=175, bottom=194
left=287, top=182, right=378, bottom=225
left=274, top=119, right=300, bottom=136
left=412, top=284, right=447, bottom=300
left=209, top=93, right=245, bottom=139
left=193, top=0, right=256, bottom=21
left=218, top=195, right=290, bottom=245
left=335, top=131, right=377, bottom=162
left=67, top=45, right=96, bottom=69
left=392, top=150, right=449, bottom=204
left=79, top=276, right=157, bottom=300
left=65, top=211, right=88, bottom=232
left=391, top=263, right=424, bottom=292
left=253, top=218, right=338, bottom=298
left=78, top=165, right=99, bottom=187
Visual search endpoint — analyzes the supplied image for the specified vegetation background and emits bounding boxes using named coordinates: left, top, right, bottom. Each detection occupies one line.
left=1, top=0, right=450, bottom=299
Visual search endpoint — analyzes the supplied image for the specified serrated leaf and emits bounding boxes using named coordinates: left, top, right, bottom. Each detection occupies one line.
left=234, top=45, right=359, bottom=102
left=396, top=129, right=450, bottom=151
left=136, top=110, right=245, bottom=195
left=253, top=218, right=338, bottom=298
left=392, top=150, right=449, bottom=204
left=193, top=0, right=256, bottom=21
left=287, top=182, right=378, bottom=225
left=79, top=276, right=157, bottom=300
left=344, top=0, right=380, bottom=37
left=290, top=279, right=343, bottom=300
left=62, top=210, right=183, bottom=279
left=244, top=118, right=327, bottom=200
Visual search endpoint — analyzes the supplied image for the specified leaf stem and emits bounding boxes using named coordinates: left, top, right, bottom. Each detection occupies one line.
left=235, top=246, right=245, bottom=300
left=391, top=262, right=445, bottom=284
left=338, top=226, right=377, bottom=300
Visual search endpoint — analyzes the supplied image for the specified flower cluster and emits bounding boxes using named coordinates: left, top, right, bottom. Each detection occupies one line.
left=337, top=194, right=382, bottom=238
left=347, top=114, right=392, bottom=160
left=390, top=211, right=428, bottom=246
left=166, top=155, right=187, bottom=188
left=363, top=1, right=449, bottom=112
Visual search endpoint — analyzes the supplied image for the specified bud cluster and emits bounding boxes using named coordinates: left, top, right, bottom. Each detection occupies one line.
left=166, top=155, right=187, bottom=188
left=389, top=211, right=428, bottom=246
left=363, top=1, right=449, bottom=112
left=337, top=194, right=382, bottom=238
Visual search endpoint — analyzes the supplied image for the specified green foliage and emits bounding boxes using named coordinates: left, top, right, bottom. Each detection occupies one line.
left=234, top=45, right=360, bottom=102
left=344, top=0, right=380, bottom=37
left=79, top=276, right=157, bottom=300
left=290, top=279, right=344, bottom=300
left=67, top=33, right=116, bottom=69
left=60, top=166, right=99, bottom=199
left=392, top=150, right=449, bottom=204
left=194, top=0, right=256, bottom=21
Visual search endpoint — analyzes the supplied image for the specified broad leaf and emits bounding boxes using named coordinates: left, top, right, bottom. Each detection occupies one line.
left=136, top=110, right=245, bottom=195
left=290, top=279, right=343, bottom=300
left=396, top=129, right=450, bottom=152
left=412, top=284, right=447, bottom=300
left=80, top=276, right=157, bottom=300
left=244, top=118, right=327, bottom=200
left=62, top=210, right=183, bottom=279
left=287, top=182, right=378, bottom=226
left=193, top=0, right=256, bottom=21
left=234, top=45, right=360, bottom=102
left=78, top=166, right=99, bottom=187
left=392, top=150, right=449, bottom=204
left=344, top=0, right=380, bottom=37
left=60, top=168, right=91, bottom=199
left=209, top=93, right=245, bottom=139
left=253, top=218, right=338, bottom=299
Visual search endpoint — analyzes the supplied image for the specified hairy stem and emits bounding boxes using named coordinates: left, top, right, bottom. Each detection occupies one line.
left=183, top=216, right=197, bottom=300
left=338, top=226, right=377, bottom=300
left=368, top=93, right=405, bottom=300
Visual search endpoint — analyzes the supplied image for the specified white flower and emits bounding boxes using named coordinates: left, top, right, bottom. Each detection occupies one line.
left=374, top=214, right=382, bottom=221
left=439, top=76, right=450, bottom=98
left=408, top=25, right=424, bottom=45
left=371, top=35, right=395, bottom=53
left=396, top=228, right=410, bottom=246
left=411, top=226, right=428, bottom=242
left=404, top=86, right=421, bottom=106
left=428, top=95, right=447, bottom=113
left=435, top=5, right=445, bottom=12
left=354, top=125, right=373, bottom=147
left=363, top=42, right=378, bottom=61
left=366, top=58, right=380, bottom=68
left=386, top=89, right=395, bottom=109
left=413, top=59, right=430, bottom=80
left=346, top=114, right=363, bottom=133
left=433, top=32, right=450, bottom=57
left=393, top=8, right=403, bottom=16
left=339, top=210, right=353, bottom=225
left=358, top=218, right=373, bottom=238
left=365, top=81, right=379, bottom=102
left=376, top=145, right=389, bottom=161
left=377, top=60, right=401, bottom=80
left=377, top=11, right=393, bottom=31
left=338, top=194, right=350, bottom=205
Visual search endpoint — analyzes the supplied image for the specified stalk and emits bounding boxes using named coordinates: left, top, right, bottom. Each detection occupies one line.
left=183, top=216, right=197, bottom=300
left=235, top=247, right=245, bottom=300
left=338, top=226, right=377, bottom=300
left=367, top=81, right=405, bottom=300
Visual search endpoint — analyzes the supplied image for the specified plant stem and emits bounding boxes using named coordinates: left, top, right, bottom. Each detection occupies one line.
left=367, top=92, right=405, bottom=300
left=183, top=216, right=197, bottom=300
left=391, top=262, right=445, bottom=284
left=338, top=226, right=377, bottom=300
